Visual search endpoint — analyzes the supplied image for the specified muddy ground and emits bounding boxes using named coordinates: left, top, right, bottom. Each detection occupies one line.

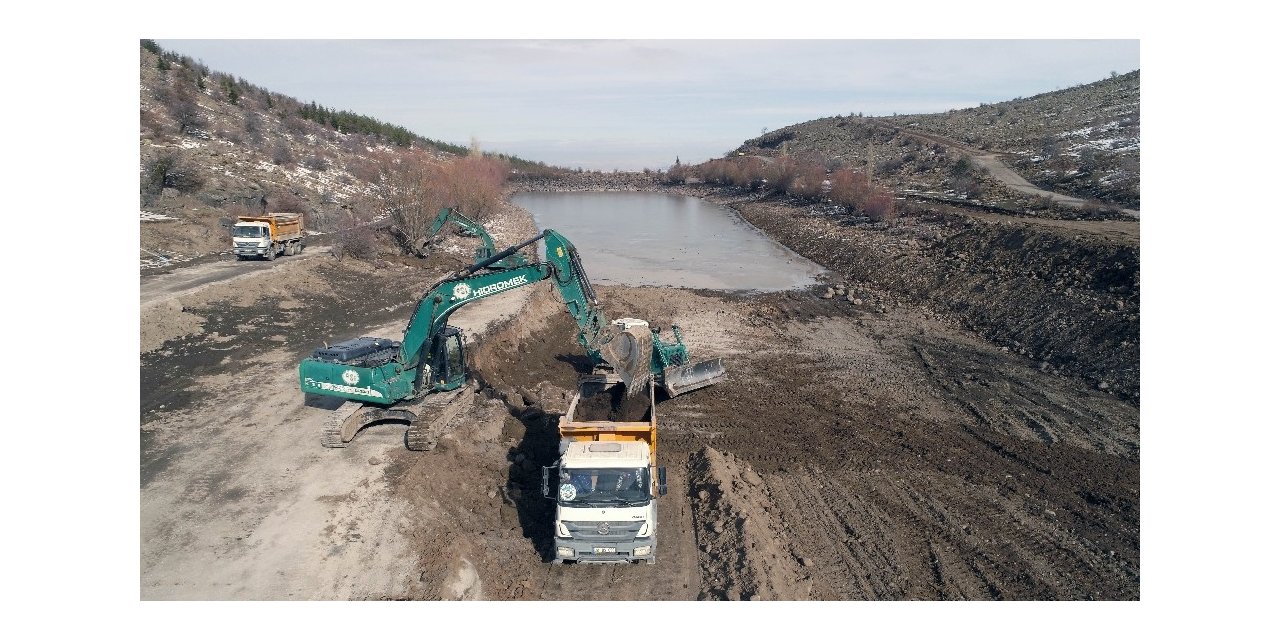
left=140, top=193, right=1138, bottom=600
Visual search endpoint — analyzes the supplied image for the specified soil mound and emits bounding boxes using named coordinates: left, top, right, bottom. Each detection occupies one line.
left=689, top=446, right=811, bottom=600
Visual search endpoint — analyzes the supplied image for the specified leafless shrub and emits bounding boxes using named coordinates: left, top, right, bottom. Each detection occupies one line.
left=143, top=151, right=204, bottom=194
left=377, top=150, right=450, bottom=256
left=159, top=84, right=206, bottom=135
left=444, top=153, right=509, bottom=222
left=243, top=112, right=264, bottom=145
left=763, top=157, right=798, bottom=195
left=662, top=163, right=690, bottom=185
left=829, top=169, right=872, bottom=208
left=864, top=191, right=897, bottom=222
left=876, top=157, right=905, bottom=174
left=282, top=114, right=312, bottom=136
left=950, top=173, right=984, bottom=198
left=335, top=223, right=379, bottom=261
left=271, top=142, right=294, bottom=166
left=347, top=156, right=383, bottom=184
left=140, top=108, right=165, bottom=140
left=268, top=192, right=308, bottom=213
left=788, top=161, right=827, bottom=199
left=301, top=154, right=330, bottom=171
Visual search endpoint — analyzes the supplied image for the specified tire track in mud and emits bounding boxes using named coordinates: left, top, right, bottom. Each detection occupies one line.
left=911, top=341, right=1138, bottom=458
left=763, top=469, right=902, bottom=599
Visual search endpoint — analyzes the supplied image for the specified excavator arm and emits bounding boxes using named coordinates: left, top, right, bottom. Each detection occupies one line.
left=541, top=230, right=611, bottom=360
left=425, top=207, right=528, bottom=269
left=539, top=230, right=723, bottom=394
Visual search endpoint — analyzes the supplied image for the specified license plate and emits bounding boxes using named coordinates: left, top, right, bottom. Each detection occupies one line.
left=592, top=547, right=616, bottom=554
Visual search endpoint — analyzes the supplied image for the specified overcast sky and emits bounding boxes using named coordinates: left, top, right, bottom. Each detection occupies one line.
left=155, top=40, right=1139, bottom=170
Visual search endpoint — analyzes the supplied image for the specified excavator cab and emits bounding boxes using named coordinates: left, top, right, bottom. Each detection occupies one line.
left=429, top=326, right=467, bottom=392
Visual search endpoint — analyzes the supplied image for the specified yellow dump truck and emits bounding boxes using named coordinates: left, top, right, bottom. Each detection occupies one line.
left=542, top=377, right=666, bottom=565
left=232, top=213, right=305, bottom=261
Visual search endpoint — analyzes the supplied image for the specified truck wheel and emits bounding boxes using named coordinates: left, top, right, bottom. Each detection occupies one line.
left=285, top=242, right=295, bottom=256
left=265, top=244, right=276, bottom=261
left=297, top=243, right=304, bottom=254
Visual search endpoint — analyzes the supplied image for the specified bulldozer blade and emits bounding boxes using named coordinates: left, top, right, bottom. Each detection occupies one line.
left=662, top=358, right=726, bottom=397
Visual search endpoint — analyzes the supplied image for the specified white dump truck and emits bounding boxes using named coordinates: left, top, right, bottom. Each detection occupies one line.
left=542, top=377, right=666, bottom=565
left=232, top=213, right=304, bottom=260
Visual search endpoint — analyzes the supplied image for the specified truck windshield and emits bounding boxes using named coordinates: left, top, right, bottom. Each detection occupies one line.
left=233, top=226, right=266, bottom=237
left=557, top=467, right=650, bottom=506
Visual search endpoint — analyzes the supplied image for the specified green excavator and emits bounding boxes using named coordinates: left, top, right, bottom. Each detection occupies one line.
left=298, top=228, right=726, bottom=449
left=416, top=206, right=528, bottom=270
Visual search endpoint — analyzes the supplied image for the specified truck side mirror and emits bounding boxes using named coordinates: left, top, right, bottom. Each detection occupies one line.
left=541, top=466, right=558, bottom=500
left=657, top=466, right=668, bottom=497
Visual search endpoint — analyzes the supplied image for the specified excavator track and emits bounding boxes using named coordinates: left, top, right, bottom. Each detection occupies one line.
left=321, top=398, right=440, bottom=449
left=320, top=401, right=365, bottom=448
left=406, top=388, right=473, bottom=451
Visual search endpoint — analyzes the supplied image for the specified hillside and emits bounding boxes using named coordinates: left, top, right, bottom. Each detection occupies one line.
left=734, top=71, right=1140, bottom=214
left=138, top=41, right=556, bottom=270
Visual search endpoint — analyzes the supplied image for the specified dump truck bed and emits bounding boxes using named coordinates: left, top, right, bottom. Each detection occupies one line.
left=558, top=379, right=657, bottom=462
left=238, top=213, right=303, bottom=240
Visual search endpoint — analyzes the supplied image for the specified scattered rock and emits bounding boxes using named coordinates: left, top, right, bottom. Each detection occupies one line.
left=800, top=557, right=814, bottom=567
left=712, top=521, right=724, bottom=534
left=1098, top=381, right=1110, bottom=390
left=820, top=287, right=834, bottom=299
left=368, top=457, right=381, bottom=465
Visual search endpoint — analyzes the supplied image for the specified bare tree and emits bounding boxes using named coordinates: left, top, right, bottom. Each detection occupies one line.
left=377, top=150, right=449, bottom=257
left=161, top=84, right=206, bottom=135
left=444, top=153, right=508, bottom=222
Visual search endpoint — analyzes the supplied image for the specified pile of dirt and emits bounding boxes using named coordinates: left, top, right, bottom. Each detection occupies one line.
left=381, top=386, right=527, bottom=600
left=468, top=286, right=591, bottom=405
left=140, top=298, right=206, bottom=353
left=689, top=446, right=811, bottom=600
left=572, top=382, right=652, bottom=422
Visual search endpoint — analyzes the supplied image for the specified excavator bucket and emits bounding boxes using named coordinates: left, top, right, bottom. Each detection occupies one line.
left=597, top=323, right=655, bottom=394
left=662, top=357, right=726, bottom=397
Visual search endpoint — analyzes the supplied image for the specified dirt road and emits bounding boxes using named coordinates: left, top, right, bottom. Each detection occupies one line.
left=893, top=127, right=1140, bottom=218
left=140, top=246, right=331, bottom=308
left=140, top=197, right=1138, bottom=600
